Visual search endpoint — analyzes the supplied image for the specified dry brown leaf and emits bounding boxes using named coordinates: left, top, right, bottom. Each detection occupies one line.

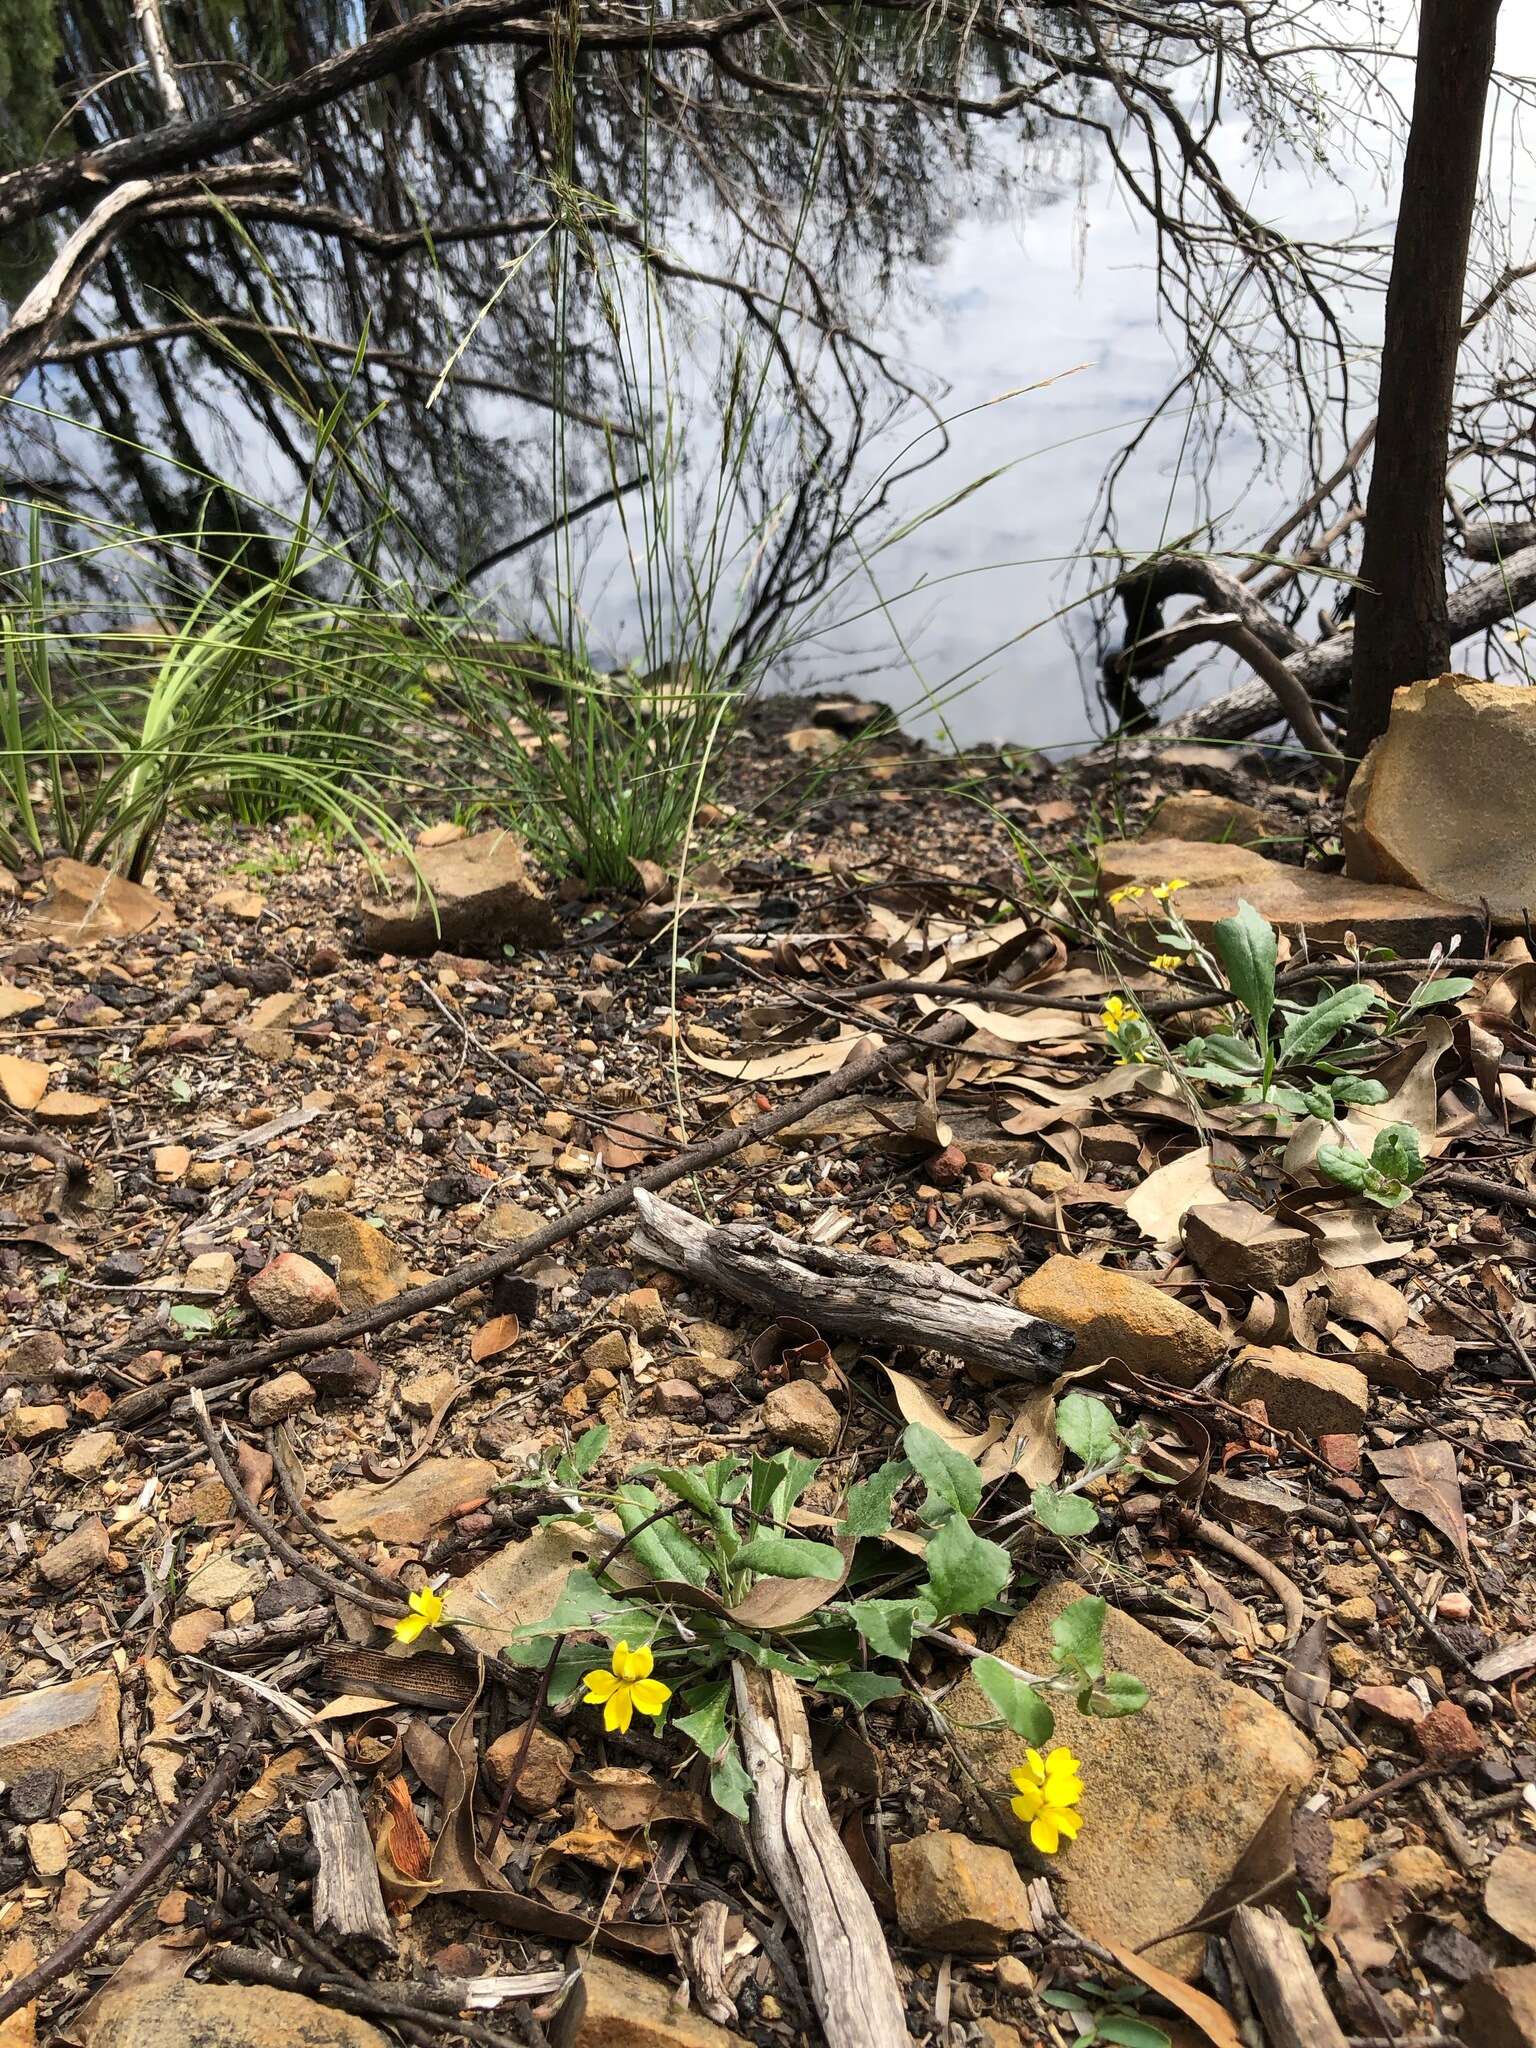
left=978, top=1385, right=1063, bottom=1486
left=1282, top=1615, right=1329, bottom=1733
left=596, top=1110, right=665, bottom=1171
left=1369, top=1439, right=1470, bottom=1569
left=1327, top=1265, right=1411, bottom=1341
left=1125, top=1144, right=1225, bottom=1249
left=1300, top=1203, right=1409, bottom=1270
left=572, top=1768, right=711, bottom=1833
left=1323, top=1873, right=1408, bottom=1976
left=684, top=1029, right=869, bottom=1082
left=470, top=1313, right=521, bottom=1361
left=1098, top=1937, right=1242, bottom=2048
left=881, top=1366, right=1005, bottom=1460
left=377, top=1774, right=433, bottom=1882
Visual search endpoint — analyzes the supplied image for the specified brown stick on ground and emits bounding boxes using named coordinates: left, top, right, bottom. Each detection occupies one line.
left=733, top=1662, right=910, bottom=2048
left=112, top=1015, right=970, bottom=1428
left=1229, top=1904, right=1348, bottom=2048
left=0, top=1712, right=260, bottom=2027
left=630, top=1188, right=1073, bottom=1379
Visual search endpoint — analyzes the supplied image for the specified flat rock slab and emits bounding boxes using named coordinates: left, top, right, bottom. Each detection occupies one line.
left=88, top=1981, right=388, bottom=2048
left=1014, top=1253, right=1224, bottom=1387
left=948, top=1579, right=1315, bottom=1979
left=0, top=1672, right=121, bottom=1789
left=23, top=859, right=168, bottom=941
left=359, top=829, right=558, bottom=955
left=318, top=1457, right=497, bottom=1545
left=1344, top=673, right=1536, bottom=922
left=552, top=1951, right=749, bottom=2047
left=1097, top=837, right=1479, bottom=949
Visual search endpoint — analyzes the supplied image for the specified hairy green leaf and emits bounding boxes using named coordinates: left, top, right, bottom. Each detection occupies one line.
left=973, top=1655, right=1056, bottom=1742
left=840, top=1458, right=911, bottom=1539
left=733, top=1534, right=845, bottom=1581
left=921, top=1513, right=1011, bottom=1619
left=1055, top=1391, right=1120, bottom=1469
left=1031, top=1485, right=1099, bottom=1537
left=1212, top=899, right=1277, bottom=1041
left=1050, top=1594, right=1107, bottom=1682
left=903, top=1422, right=983, bottom=1519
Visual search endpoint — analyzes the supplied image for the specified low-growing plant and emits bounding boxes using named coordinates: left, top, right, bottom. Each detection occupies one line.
left=1101, top=892, right=1471, bottom=1119
left=410, top=1403, right=1148, bottom=1824
left=1315, top=1121, right=1427, bottom=1208
left=1042, top=1980, right=1173, bottom=2048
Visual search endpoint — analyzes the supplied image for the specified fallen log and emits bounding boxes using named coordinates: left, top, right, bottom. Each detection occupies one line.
left=629, top=1189, right=1073, bottom=1378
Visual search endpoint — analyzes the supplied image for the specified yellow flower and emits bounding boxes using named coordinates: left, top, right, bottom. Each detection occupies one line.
left=394, top=1585, right=445, bottom=1645
left=1151, top=878, right=1189, bottom=901
left=1106, top=885, right=1145, bottom=906
left=581, top=1640, right=672, bottom=1734
left=1009, top=1745, right=1084, bottom=1855
left=1099, top=996, right=1140, bottom=1034
left=1150, top=953, right=1187, bottom=972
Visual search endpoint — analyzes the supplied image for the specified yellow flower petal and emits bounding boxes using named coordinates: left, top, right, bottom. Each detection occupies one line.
left=1023, top=1747, right=1046, bottom=1784
left=628, top=1643, right=655, bottom=1682
left=629, top=1678, right=671, bottom=1718
left=1030, top=1812, right=1062, bottom=1855
left=1010, top=1787, right=1043, bottom=1824
left=393, top=1611, right=428, bottom=1644
left=604, top=1687, right=635, bottom=1734
left=1044, top=1779, right=1082, bottom=1810
left=582, top=1668, right=619, bottom=1703
left=1054, top=1808, right=1083, bottom=1842
left=1045, top=1748, right=1079, bottom=1777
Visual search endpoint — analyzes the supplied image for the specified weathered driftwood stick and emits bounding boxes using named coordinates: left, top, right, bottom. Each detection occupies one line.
left=631, top=1189, right=1073, bottom=1379
left=1229, top=1904, right=1347, bottom=2048
left=306, top=1785, right=395, bottom=1950
left=733, top=1663, right=909, bottom=2048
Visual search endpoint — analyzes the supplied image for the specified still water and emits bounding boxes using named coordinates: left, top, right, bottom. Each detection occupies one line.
left=6, top=3, right=1535, bottom=752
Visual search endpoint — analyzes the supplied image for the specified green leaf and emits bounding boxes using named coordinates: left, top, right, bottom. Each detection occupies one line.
left=903, top=1423, right=983, bottom=1519
left=973, top=1655, right=1056, bottom=1742
left=1055, top=1391, right=1120, bottom=1470
left=818, top=1669, right=905, bottom=1707
left=733, top=1534, right=845, bottom=1581
left=636, top=1461, right=729, bottom=1519
left=1316, top=1140, right=1373, bottom=1194
left=1212, top=899, right=1277, bottom=1042
left=555, top=1423, right=609, bottom=1487
left=1190, top=1031, right=1262, bottom=1072
left=709, top=1743, right=755, bottom=1822
left=847, top=1597, right=927, bottom=1661
left=1099, top=2018, right=1172, bottom=2048
left=1401, top=974, right=1474, bottom=1016
left=1329, top=1075, right=1388, bottom=1105
left=170, top=1303, right=215, bottom=1334
left=839, top=1459, right=911, bottom=1539
left=1050, top=1594, right=1107, bottom=1683
left=615, top=1483, right=713, bottom=1588
left=1087, top=1671, right=1150, bottom=1718
left=1277, top=984, right=1378, bottom=1066
left=1031, top=1486, right=1099, bottom=1538
left=1371, top=1121, right=1425, bottom=1186
left=921, top=1513, right=1012, bottom=1620
left=750, top=1450, right=820, bottom=1525
left=675, top=1676, right=732, bottom=1759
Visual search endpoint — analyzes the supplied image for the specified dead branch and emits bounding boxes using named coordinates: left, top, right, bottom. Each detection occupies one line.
left=733, top=1662, right=910, bottom=2048
left=629, top=1189, right=1073, bottom=1378
left=1229, top=1905, right=1348, bottom=2048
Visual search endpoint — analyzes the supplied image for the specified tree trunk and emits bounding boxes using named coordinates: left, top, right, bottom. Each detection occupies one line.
left=1347, top=0, right=1501, bottom=758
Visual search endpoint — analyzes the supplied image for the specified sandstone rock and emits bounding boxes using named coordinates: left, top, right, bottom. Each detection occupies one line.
left=58, top=1431, right=119, bottom=1480
left=210, top=886, right=266, bottom=922
left=183, top=1552, right=262, bottom=1609
left=0, top=1451, right=31, bottom=1508
left=484, top=1721, right=574, bottom=1813
left=582, top=1331, right=630, bottom=1374
left=248, top=1373, right=316, bottom=1425
left=319, top=1457, right=496, bottom=1545
left=1204, top=1471, right=1300, bottom=1530
left=0, top=983, right=43, bottom=1021
left=400, top=1368, right=458, bottom=1419
left=0, top=1673, right=120, bottom=1788
left=1, top=1332, right=67, bottom=1384
left=298, top=1208, right=402, bottom=1312
left=1343, top=674, right=1536, bottom=922
left=358, top=830, right=557, bottom=956
left=1143, top=791, right=1268, bottom=845
left=39, top=1517, right=109, bottom=1589
left=1461, top=1965, right=1536, bottom=2048
left=1352, top=1685, right=1423, bottom=1728
left=168, top=1611, right=222, bottom=1656
left=614, top=1287, right=668, bottom=1337
left=11, top=1404, right=69, bottom=1442
left=645, top=1379, right=704, bottom=1422
left=1412, top=1699, right=1483, bottom=1766
left=87, top=1981, right=388, bottom=2048
left=23, top=859, right=166, bottom=942
left=0, top=1055, right=49, bottom=1111
left=183, top=1250, right=238, bottom=1297
left=304, top=1349, right=380, bottom=1400
left=1489, top=1845, right=1536, bottom=1952
left=152, top=1145, right=191, bottom=1183
left=1014, top=1255, right=1225, bottom=1387
left=551, top=1952, right=746, bottom=2048
left=1225, top=1346, right=1368, bottom=1438
left=34, top=1090, right=109, bottom=1125
left=26, top=1820, right=70, bottom=1878
left=1386, top=1843, right=1454, bottom=1897
left=248, top=1253, right=341, bottom=1330
left=453, top=1522, right=589, bottom=1644
left=1181, top=1202, right=1314, bottom=1291
left=947, top=1579, right=1315, bottom=1979
left=761, top=1380, right=840, bottom=1455
left=889, top=1830, right=1032, bottom=1954
left=1097, top=838, right=1478, bottom=950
